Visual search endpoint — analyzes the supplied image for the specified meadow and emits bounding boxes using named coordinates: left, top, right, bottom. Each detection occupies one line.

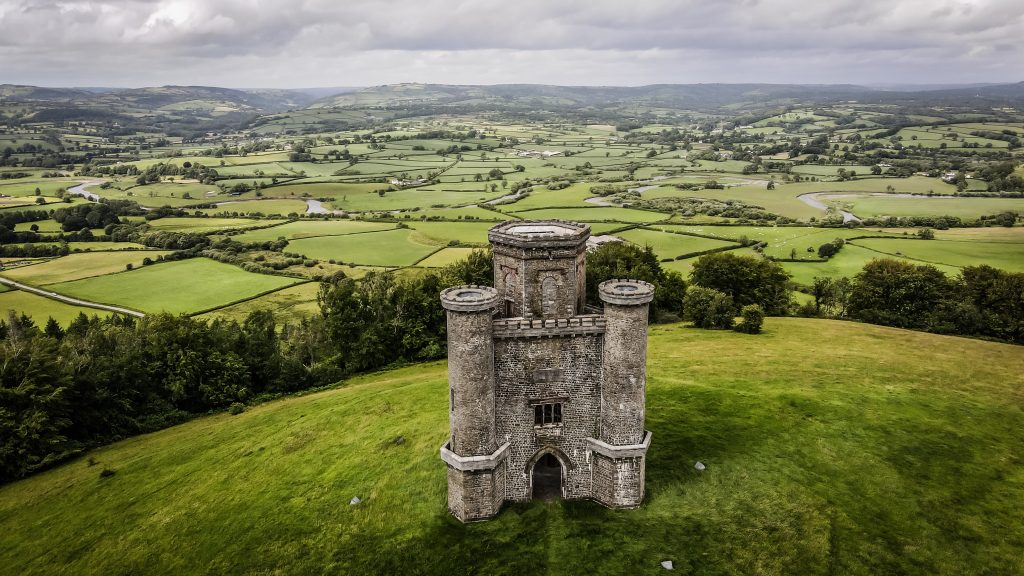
left=49, top=258, right=303, bottom=315
left=1, top=319, right=1021, bottom=575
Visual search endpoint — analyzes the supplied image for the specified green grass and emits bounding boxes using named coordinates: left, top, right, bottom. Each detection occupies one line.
left=1, top=318, right=1022, bottom=574
left=510, top=207, right=668, bottom=223
left=286, top=228, right=440, bottom=266
left=0, top=251, right=172, bottom=285
left=851, top=238, right=1024, bottom=272
left=49, top=259, right=301, bottom=314
left=782, top=244, right=959, bottom=286
left=407, top=221, right=497, bottom=245
left=414, top=247, right=481, bottom=267
left=0, top=290, right=112, bottom=325
left=617, top=228, right=738, bottom=258
left=204, top=199, right=309, bottom=216
left=842, top=196, right=1024, bottom=219
left=199, top=281, right=321, bottom=325
left=145, top=218, right=286, bottom=233
left=231, top=220, right=397, bottom=243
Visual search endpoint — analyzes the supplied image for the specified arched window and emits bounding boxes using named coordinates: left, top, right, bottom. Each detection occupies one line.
left=542, top=276, right=557, bottom=316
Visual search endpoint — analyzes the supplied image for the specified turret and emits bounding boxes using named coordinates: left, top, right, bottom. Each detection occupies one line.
left=598, top=279, right=655, bottom=445
left=440, top=285, right=500, bottom=455
left=488, top=220, right=589, bottom=319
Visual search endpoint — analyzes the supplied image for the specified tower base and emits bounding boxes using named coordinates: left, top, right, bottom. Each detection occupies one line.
left=587, top=431, right=652, bottom=508
left=440, top=441, right=509, bottom=522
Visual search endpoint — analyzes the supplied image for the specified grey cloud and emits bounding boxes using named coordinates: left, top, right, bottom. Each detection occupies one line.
left=0, top=0, right=1021, bottom=87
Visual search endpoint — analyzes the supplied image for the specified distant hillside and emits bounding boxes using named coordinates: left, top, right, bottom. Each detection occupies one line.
left=1, top=318, right=1021, bottom=575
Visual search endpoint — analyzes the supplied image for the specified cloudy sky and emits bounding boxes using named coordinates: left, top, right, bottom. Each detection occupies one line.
left=1, top=0, right=1022, bottom=88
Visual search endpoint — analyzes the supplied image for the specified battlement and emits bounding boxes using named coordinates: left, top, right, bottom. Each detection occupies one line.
left=492, top=314, right=606, bottom=339
left=488, top=220, right=590, bottom=250
left=598, top=279, right=656, bottom=306
left=440, top=285, right=500, bottom=312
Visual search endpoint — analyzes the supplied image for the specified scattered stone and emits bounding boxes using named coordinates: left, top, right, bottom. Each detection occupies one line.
left=349, top=496, right=361, bottom=506
left=393, top=436, right=405, bottom=446
left=99, top=468, right=116, bottom=478
left=694, top=461, right=706, bottom=471
left=661, top=560, right=674, bottom=570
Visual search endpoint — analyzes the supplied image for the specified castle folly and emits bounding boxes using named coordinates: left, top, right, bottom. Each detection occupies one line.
left=439, top=220, right=654, bottom=522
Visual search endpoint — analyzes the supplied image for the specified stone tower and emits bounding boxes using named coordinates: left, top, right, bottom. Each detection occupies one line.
left=440, top=220, right=654, bottom=522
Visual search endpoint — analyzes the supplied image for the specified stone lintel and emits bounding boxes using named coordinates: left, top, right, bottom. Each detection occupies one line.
left=440, top=441, right=510, bottom=471
left=586, top=431, right=652, bottom=459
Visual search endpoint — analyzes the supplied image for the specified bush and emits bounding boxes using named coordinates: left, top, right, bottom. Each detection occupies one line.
left=228, top=402, right=245, bottom=415
left=734, top=304, right=764, bottom=334
left=683, top=286, right=734, bottom=329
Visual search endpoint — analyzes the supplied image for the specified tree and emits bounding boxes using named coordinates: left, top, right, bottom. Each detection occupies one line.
left=848, top=259, right=952, bottom=329
left=734, top=304, right=764, bottom=334
left=586, top=242, right=685, bottom=321
left=690, top=252, right=791, bottom=315
left=683, top=286, right=734, bottom=329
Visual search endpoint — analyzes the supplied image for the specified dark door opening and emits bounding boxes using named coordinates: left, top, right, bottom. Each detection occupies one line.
left=531, top=453, right=563, bottom=501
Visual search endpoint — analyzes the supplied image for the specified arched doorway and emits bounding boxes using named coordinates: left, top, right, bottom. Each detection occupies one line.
left=531, top=453, right=563, bottom=500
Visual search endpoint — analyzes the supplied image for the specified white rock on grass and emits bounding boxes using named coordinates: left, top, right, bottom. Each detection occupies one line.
left=694, top=461, right=706, bottom=471
left=661, top=560, right=674, bottom=570
left=350, top=496, right=361, bottom=505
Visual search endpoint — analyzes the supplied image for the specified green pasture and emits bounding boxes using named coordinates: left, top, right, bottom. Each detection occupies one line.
left=851, top=238, right=1024, bottom=272
left=415, top=247, right=481, bottom=267
left=510, top=207, right=668, bottom=223
left=407, top=221, right=497, bottom=245
left=204, top=199, right=309, bottom=216
left=285, top=229, right=440, bottom=266
left=0, top=290, right=113, bottom=326
left=199, top=281, right=321, bottom=325
left=50, top=259, right=301, bottom=315
left=782, top=244, right=959, bottom=286
left=0, top=251, right=172, bottom=285
left=617, top=228, right=738, bottom=258
left=231, top=220, right=396, bottom=243
left=841, top=196, right=1024, bottom=219
left=145, top=218, right=285, bottom=233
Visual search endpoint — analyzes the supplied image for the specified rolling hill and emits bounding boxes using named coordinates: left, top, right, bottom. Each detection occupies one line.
left=1, top=318, right=1021, bottom=575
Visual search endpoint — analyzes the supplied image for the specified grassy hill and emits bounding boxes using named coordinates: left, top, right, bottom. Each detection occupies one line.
left=1, top=318, right=1022, bottom=575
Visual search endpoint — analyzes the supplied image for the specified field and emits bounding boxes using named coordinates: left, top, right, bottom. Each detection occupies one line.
left=49, top=258, right=303, bottom=315
left=839, top=195, right=1024, bottom=219
left=0, top=290, right=112, bottom=325
left=1, top=319, right=1022, bottom=574
left=199, top=281, right=322, bottom=325
left=851, top=237, right=1024, bottom=272
left=286, top=228, right=441, bottom=266
left=0, top=251, right=172, bottom=285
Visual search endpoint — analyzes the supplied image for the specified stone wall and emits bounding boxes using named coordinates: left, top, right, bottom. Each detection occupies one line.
left=493, top=333, right=603, bottom=501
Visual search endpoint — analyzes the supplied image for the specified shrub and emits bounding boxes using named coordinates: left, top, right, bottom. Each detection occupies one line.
left=734, top=304, right=764, bottom=334
left=228, top=402, right=245, bottom=415
left=683, top=286, right=734, bottom=329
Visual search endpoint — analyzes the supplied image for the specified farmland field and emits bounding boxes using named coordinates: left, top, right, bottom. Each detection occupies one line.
left=0, top=251, right=172, bottom=285
left=50, top=258, right=302, bottom=315
left=286, top=228, right=440, bottom=266
left=0, top=290, right=112, bottom=325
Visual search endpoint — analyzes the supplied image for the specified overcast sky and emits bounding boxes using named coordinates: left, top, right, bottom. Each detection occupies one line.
left=1, top=0, right=1022, bottom=88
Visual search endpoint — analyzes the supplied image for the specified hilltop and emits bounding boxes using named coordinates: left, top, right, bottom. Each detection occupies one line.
left=1, top=318, right=1021, bottom=575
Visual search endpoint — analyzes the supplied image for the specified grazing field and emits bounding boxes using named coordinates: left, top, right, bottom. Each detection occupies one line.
left=199, top=281, right=321, bottom=325
left=510, top=207, right=668, bottom=223
left=617, top=227, right=739, bottom=257
left=414, top=247, right=480, bottom=267
left=782, top=244, right=960, bottom=286
left=286, top=228, right=440, bottom=266
left=851, top=237, right=1024, bottom=272
left=2, top=319, right=1022, bottom=575
left=0, top=290, right=112, bottom=325
left=204, top=199, right=309, bottom=216
left=144, top=218, right=286, bottom=233
left=0, top=251, right=172, bottom=285
left=841, top=195, right=1024, bottom=219
left=231, top=220, right=397, bottom=243
left=407, top=221, right=497, bottom=245
left=50, top=258, right=302, bottom=314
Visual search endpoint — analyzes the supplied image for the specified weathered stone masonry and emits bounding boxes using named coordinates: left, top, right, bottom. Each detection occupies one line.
left=440, top=220, right=654, bottom=522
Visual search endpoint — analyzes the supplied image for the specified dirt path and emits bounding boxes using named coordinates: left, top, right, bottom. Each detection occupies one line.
left=0, top=277, right=145, bottom=318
